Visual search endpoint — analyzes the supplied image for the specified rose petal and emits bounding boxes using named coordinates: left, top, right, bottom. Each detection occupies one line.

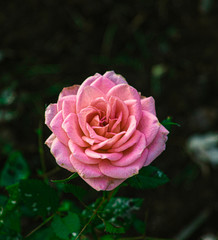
left=86, top=123, right=108, bottom=142
left=50, top=138, right=75, bottom=172
left=141, top=97, right=156, bottom=116
left=76, top=85, right=106, bottom=113
left=78, top=107, right=100, bottom=136
left=50, top=111, right=69, bottom=145
left=62, top=113, right=89, bottom=147
left=70, top=155, right=103, bottom=178
left=144, top=125, right=169, bottom=166
left=137, top=110, right=160, bottom=146
left=90, top=76, right=116, bottom=94
left=83, top=177, right=125, bottom=191
left=99, top=149, right=148, bottom=179
left=45, top=104, right=57, bottom=130
left=111, top=134, right=146, bottom=166
left=109, top=96, right=129, bottom=129
left=90, top=97, right=111, bottom=121
left=58, top=85, right=80, bottom=99
left=77, top=73, right=102, bottom=97
left=103, top=71, right=128, bottom=85
left=68, top=140, right=101, bottom=164
left=124, top=99, right=142, bottom=125
left=85, top=148, right=123, bottom=161
left=112, top=116, right=136, bottom=148
left=45, top=133, right=56, bottom=148
left=108, top=130, right=142, bottom=153
left=91, top=131, right=125, bottom=151
left=92, top=125, right=109, bottom=136
left=82, top=136, right=101, bottom=145
left=62, top=95, right=77, bottom=118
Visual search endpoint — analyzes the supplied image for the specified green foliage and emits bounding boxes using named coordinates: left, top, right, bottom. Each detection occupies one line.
left=51, top=212, right=80, bottom=240
left=83, top=197, right=143, bottom=235
left=161, top=116, right=180, bottom=131
left=58, top=183, right=87, bottom=202
left=127, top=166, right=169, bottom=189
left=20, top=179, right=59, bottom=218
left=0, top=151, right=29, bottom=187
left=105, top=221, right=125, bottom=234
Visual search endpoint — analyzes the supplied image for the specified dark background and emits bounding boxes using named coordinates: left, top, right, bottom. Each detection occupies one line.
left=0, top=0, right=218, bottom=239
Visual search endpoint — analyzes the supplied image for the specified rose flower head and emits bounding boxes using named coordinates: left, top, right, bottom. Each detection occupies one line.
left=45, top=71, right=169, bottom=191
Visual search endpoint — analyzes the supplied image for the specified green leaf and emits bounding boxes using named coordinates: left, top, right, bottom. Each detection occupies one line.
left=0, top=151, right=29, bottom=187
left=105, top=221, right=125, bottom=234
left=100, top=235, right=115, bottom=240
left=161, top=116, right=180, bottom=131
left=51, top=212, right=80, bottom=240
left=51, top=173, right=78, bottom=183
left=133, top=217, right=146, bottom=235
left=127, top=166, right=169, bottom=189
left=20, top=179, right=59, bottom=218
left=27, top=226, right=60, bottom=240
left=59, top=183, right=87, bottom=201
left=58, top=200, right=81, bottom=214
left=5, top=183, right=20, bottom=211
left=83, top=197, right=143, bottom=234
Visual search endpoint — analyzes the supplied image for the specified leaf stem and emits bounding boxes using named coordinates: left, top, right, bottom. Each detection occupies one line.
left=25, top=213, right=55, bottom=238
left=75, top=196, right=106, bottom=240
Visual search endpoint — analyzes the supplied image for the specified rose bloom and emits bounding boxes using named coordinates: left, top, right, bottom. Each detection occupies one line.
left=45, top=71, right=169, bottom=191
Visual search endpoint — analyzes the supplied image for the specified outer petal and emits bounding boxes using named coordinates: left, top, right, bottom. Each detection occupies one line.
left=58, top=85, right=80, bottom=99
left=62, top=113, right=89, bottom=147
left=50, top=138, right=75, bottom=172
left=68, top=140, right=101, bottom=164
left=99, top=149, right=148, bottom=179
left=50, top=111, right=69, bottom=145
left=141, top=97, right=156, bottom=116
left=70, top=155, right=103, bottom=178
left=111, top=134, right=146, bottom=167
left=144, top=125, right=169, bottom=166
left=62, top=95, right=77, bottom=118
left=107, top=84, right=141, bottom=103
left=57, top=95, right=76, bottom=112
left=103, top=71, right=128, bottom=85
left=90, top=76, right=116, bottom=94
left=45, top=104, right=57, bottom=130
left=45, top=133, right=56, bottom=148
left=76, top=85, right=106, bottom=113
left=83, top=177, right=125, bottom=191
left=77, top=73, right=102, bottom=97
left=137, top=110, right=160, bottom=146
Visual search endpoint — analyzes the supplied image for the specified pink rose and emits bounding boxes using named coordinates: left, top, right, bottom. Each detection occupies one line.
left=45, top=71, right=169, bottom=191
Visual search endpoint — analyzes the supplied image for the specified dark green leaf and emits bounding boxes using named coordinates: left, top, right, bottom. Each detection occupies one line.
left=100, top=235, right=115, bottom=240
left=51, top=212, right=80, bottom=240
left=59, top=183, right=86, bottom=201
left=20, top=179, right=59, bottom=218
left=161, top=116, right=180, bottom=131
left=27, top=226, right=60, bottom=240
left=133, top=217, right=146, bottom=235
left=127, top=166, right=169, bottom=189
left=0, top=151, right=29, bottom=187
left=105, top=221, right=125, bottom=234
